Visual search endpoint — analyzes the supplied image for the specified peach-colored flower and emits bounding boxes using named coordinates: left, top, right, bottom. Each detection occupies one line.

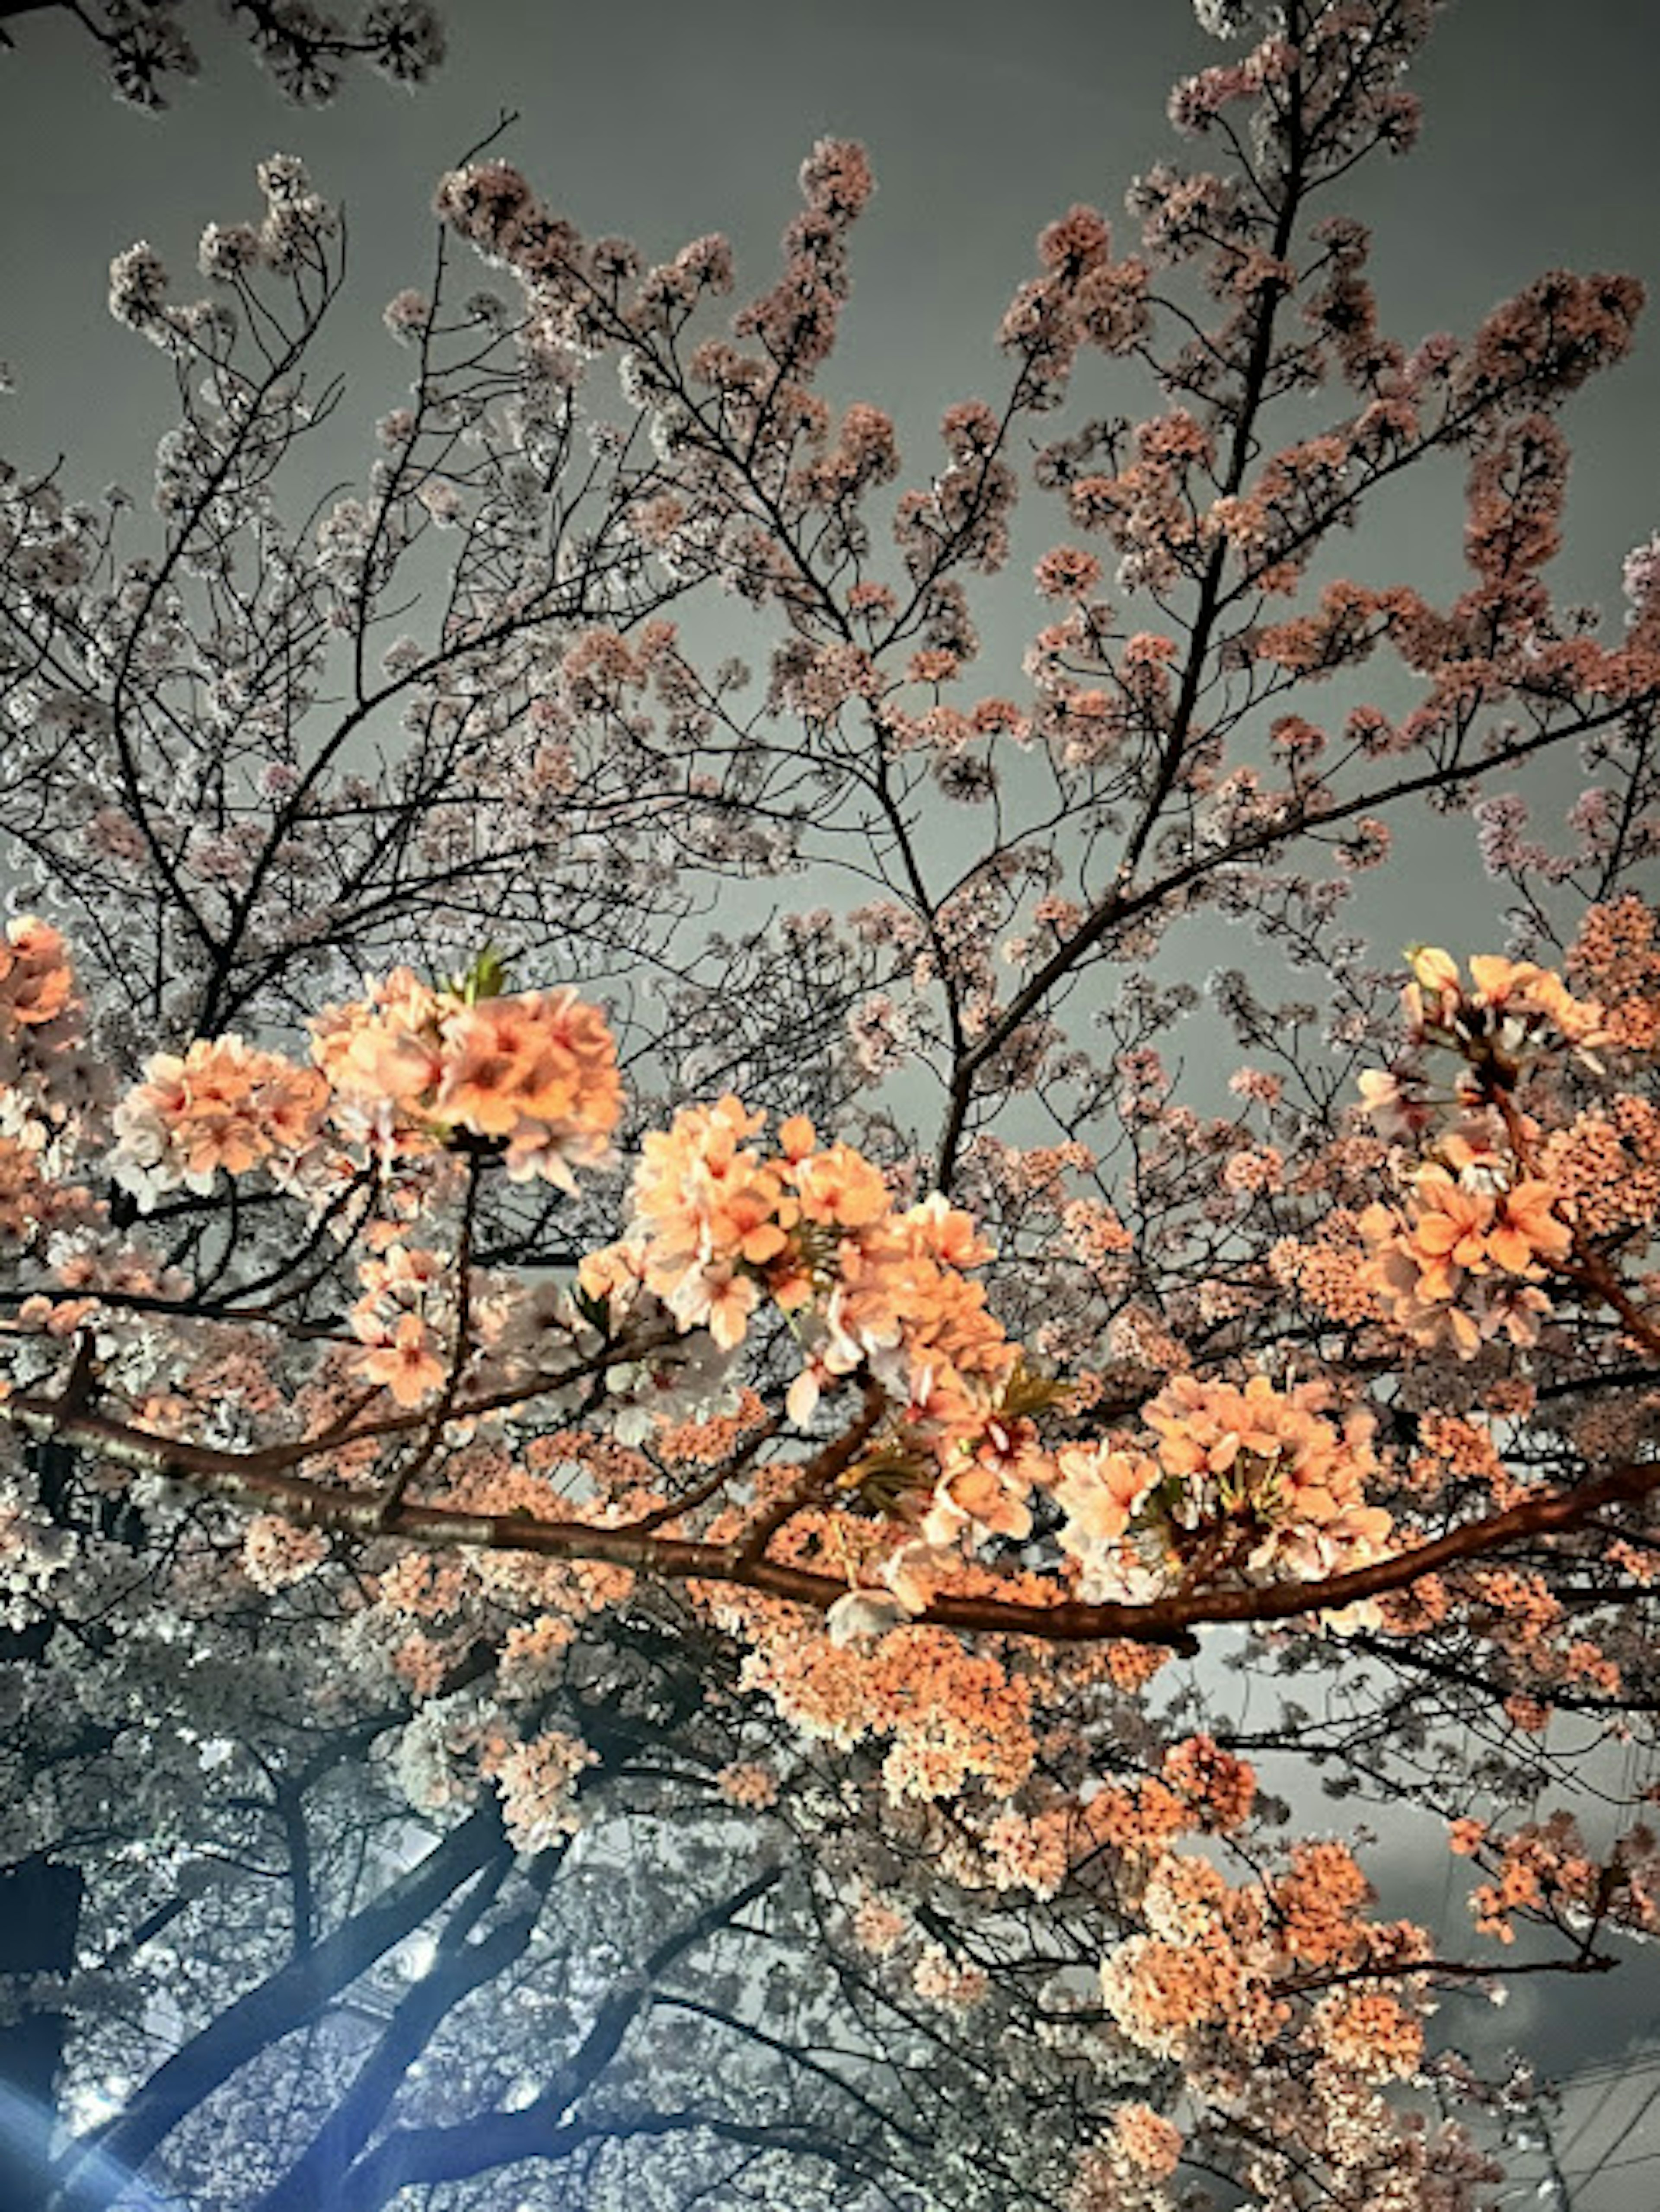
left=1113, top=2102, right=1183, bottom=2178
left=1050, top=1373, right=1393, bottom=1599
left=788, top=1142, right=890, bottom=1228
left=926, top=1459, right=1033, bottom=1544
left=1053, top=1442, right=1158, bottom=1546
left=1487, top=1179, right=1573, bottom=1271
left=356, top=1311, right=447, bottom=1406
left=112, top=1037, right=328, bottom=1204
left=0, top=919, right=74, bottom=1027
left=310, top=970, right=621, bottom=1191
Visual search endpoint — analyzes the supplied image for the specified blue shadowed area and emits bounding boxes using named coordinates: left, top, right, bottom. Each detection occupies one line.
left=0, top=2080, right=167, bottom=2212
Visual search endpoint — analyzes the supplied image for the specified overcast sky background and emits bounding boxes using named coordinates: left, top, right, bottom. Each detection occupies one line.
left=3, top=3, right=1660, bottom=2203
left=6, top=0, right=1660, bottom=603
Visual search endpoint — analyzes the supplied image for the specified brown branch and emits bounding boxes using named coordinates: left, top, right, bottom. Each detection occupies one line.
left=1555, top=1244, right=1660, bottom=1358
left=1286, top=1949, right=1618, bottom=1998
left=727, top=1378, right=886, bottom=1566
left=0, top=1322, right=679, bottom=1488
left=931, top=689, right=1648, bottom=1193
left=10, top=1387, right=1658, bottom=1651
left=631, top=1411, right=783, bottom=1535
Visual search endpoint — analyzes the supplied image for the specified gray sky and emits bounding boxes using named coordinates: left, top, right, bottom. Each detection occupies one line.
left=6, top=0, right=1660, bottom=976
left=6, top=0, right=1660, bottom=608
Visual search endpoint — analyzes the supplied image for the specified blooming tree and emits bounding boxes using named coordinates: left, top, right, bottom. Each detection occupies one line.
left=0, top=1, right=445, bottom=109
left=2, top=0, right=1660, bottom=2206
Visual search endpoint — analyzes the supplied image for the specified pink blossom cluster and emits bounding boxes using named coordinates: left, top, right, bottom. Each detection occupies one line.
left=112, top=1036, right=329, bottom=1206
left=107, top=960, right=622, bottom=1210
left=0, top=919, right=92, bottom=1139
left=581, top=1100, right=1009, bottom=1436
left=1358, top=1161, right=1572, bottom=1359
left=313, top=967, right=622, bottom=1191
left=997, top=200, right=1152, bottom=414
left=1054, top=1371, right=1392, bottom=1603
left=1353, top=948, right=1604, bottom=1357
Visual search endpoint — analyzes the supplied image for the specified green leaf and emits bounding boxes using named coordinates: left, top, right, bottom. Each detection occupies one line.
left=447, top=943, right=514, bottom=1002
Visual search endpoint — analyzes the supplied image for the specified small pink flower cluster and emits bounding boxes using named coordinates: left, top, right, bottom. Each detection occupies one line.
left=1358, top=1162, right=1571, bottom=1358
left=0, top=919, right=75, bottom=1034
left=313, top=968, right=621, bottom=1191
left=110, top=963, right=622, bottom=1210
left=740, top=1619, right=1036, bottom=1802
left=1464, top=1811, right=1660, bottom=1945
left=112, top=1036, right=329, bottom=1205
left=714, top=1761, right=779, bottom=1810
left=1053, top=1373, right=1392, bottom=1602
left=481, top=1725, right=594, bottom=1854
left=1069, top=2103, right=1184, bottom=2212
left=1102, top=1833, right=1432, bottom=2086
left=582, top=1100, right=1011, bottom=1427
left=348, top=1242, right=450, bottom=1408
left=0, top=919, right=89, bottom=1125
left=1353, top=947, right=1599, bottom=1357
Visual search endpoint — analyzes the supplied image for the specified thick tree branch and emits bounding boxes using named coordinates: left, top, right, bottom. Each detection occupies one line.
left=253, top=1844, right=555, bottom=2212
left=11, top=1390, right=1657, bottom=1652
left=318, top=1866, right=783, bottom=2212
left=47, top=1803, right=509, bottom=2212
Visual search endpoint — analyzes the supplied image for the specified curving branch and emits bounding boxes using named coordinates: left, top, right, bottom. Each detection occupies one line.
left=9, top=1386, right=1658, bottom=1654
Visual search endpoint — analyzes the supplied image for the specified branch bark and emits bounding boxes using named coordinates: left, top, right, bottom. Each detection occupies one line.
left=12, top=1393, right=1658, bottom=1652
left=47, top=1802, right=509, bottom=2212
left=316, top=1866, right=783, bottom=2212
left=252, top=1844, right=558, bottom=2212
